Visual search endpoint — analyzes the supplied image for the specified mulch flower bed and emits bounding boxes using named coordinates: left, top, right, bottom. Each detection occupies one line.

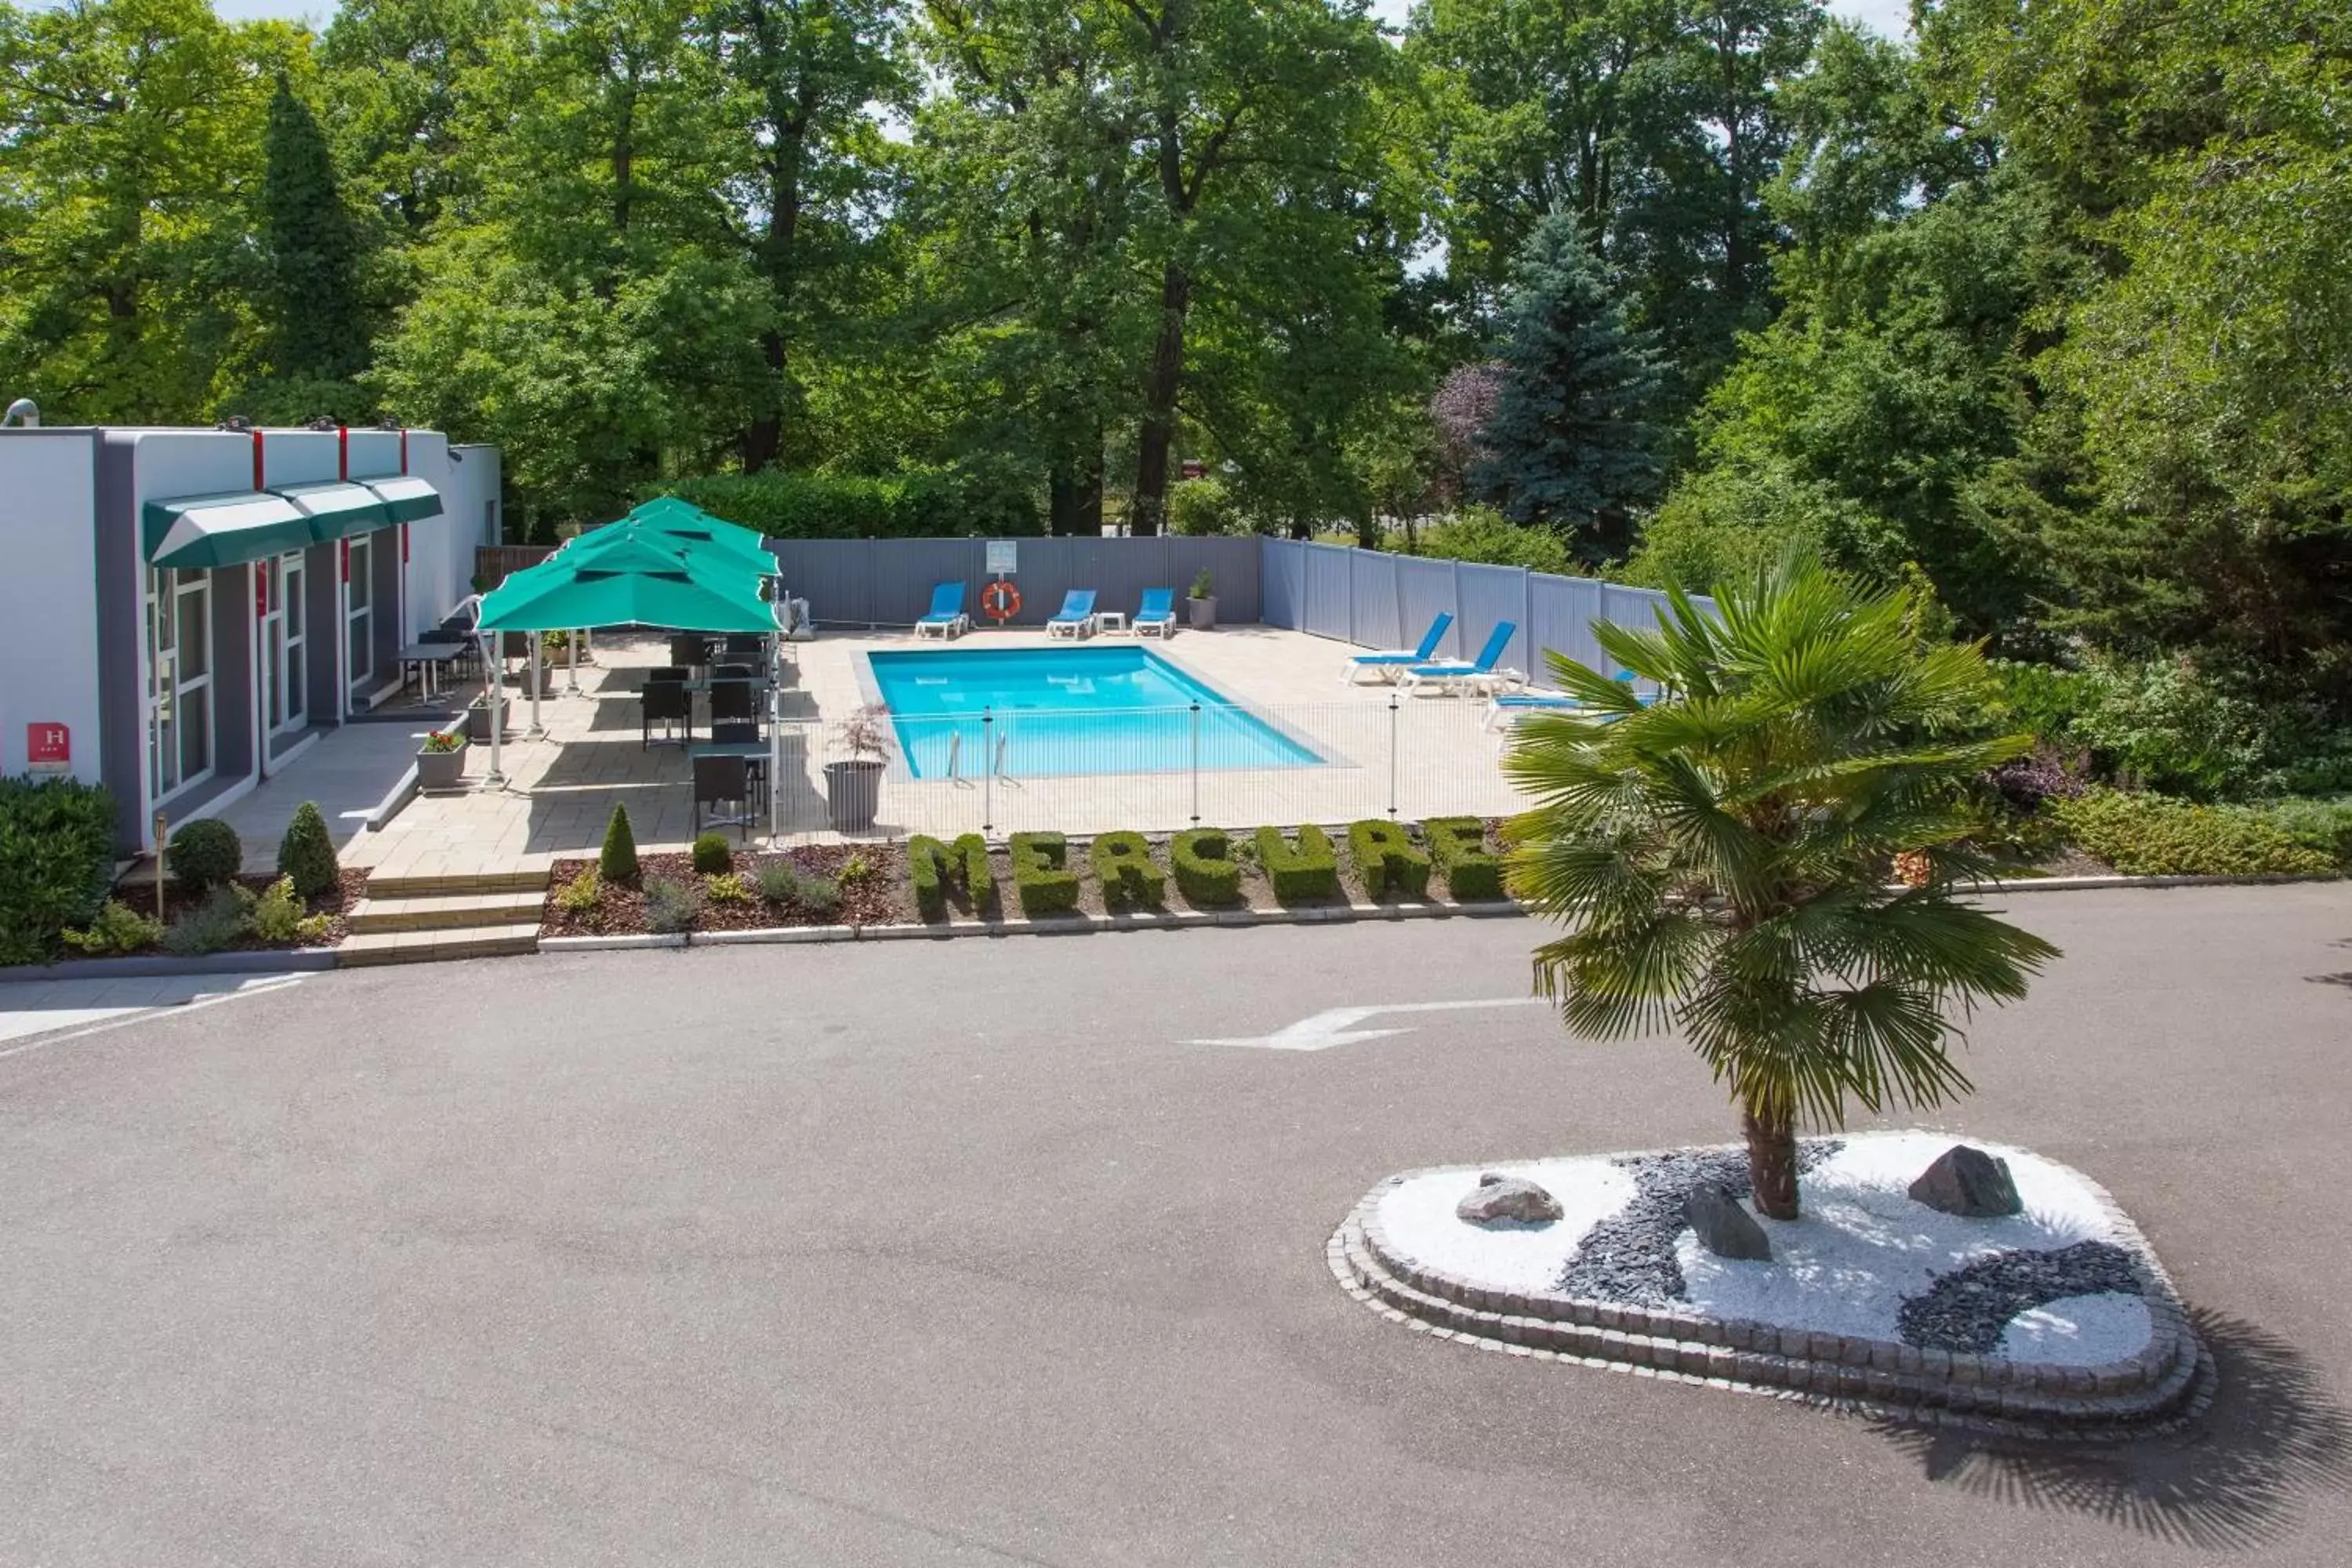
left=93, top=866, right=368, bottom=953
left=541, top=845, right=912, bottom=937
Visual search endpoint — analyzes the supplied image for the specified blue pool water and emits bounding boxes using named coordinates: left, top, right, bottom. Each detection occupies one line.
left=867, top=646, right=1325, bottom=779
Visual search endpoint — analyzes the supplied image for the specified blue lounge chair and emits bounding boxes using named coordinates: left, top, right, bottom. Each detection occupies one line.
left=1046, top=588, right=1098, bottom=638
left=1486, top=669, right=1663, bottom=731
left=1343, top=612, right=1455, bottom=684
left=1400, top=620, right=1519, bottom=696
left=915, top=581, right=969, bottom=639
left=1134, top=586, right=1177, bottom=637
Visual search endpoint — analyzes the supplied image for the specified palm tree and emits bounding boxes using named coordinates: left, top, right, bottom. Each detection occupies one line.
left=1501, top=558, right=2060, bottom=1220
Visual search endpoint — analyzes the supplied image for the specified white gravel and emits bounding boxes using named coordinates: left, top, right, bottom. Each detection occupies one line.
left=1374, top=1131, right=2154, bottom=1367
left=1375, top=1158, right=1636, bottom=1294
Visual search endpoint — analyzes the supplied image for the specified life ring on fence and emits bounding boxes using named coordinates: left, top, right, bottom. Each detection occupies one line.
left=981, top=579, right=1022, bottom=622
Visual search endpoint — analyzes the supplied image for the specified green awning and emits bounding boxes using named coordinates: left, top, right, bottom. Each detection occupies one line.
left=475, top=558, right=780, bottom=634
left=274, top=481, right=392, bottom=544
left=357, top=474, right=442, bottom=524
left=142, top=492, right=316, bottom=571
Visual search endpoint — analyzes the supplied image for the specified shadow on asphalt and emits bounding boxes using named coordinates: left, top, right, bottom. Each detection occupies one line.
left=2305, top=971, right=2352, bottom=989
left=1871, top=1309, right=2352, bottom=1552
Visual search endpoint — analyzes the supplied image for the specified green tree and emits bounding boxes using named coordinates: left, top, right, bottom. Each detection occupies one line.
left=252, top=74, right=371, bottom=418
left=1472, top=212, right=1663, bottom=562
left=1502, top=557, right=2060, bottom=1218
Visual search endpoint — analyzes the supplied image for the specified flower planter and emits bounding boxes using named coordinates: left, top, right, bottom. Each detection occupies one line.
left=1188, top=594, right=1218, bottom=630
left=824, top=759, right=885, bottom=833
left=463, top=704, right=494, bottom=743
left=416, top=739, right=469, bottom=793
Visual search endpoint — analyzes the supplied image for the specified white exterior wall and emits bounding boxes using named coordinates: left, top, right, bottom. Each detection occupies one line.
left=0, top=431, right=103, bottom=785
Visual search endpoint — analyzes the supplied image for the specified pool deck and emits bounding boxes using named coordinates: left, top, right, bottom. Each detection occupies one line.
left=347, top=623, right=1529, bottom=884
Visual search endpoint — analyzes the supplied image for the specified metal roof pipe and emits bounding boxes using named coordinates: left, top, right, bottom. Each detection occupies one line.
left=3, top=397, right=38, bottom=426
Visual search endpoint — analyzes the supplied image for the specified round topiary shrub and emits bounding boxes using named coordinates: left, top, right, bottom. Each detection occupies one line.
left=276, top=800, right=340, bottom=900
left=165, top=818, right=244, bottom=891
left=691, top=832, right=732, bottom=876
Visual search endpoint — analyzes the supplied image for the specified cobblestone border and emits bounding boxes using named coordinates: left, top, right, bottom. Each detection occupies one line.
left=1329, top=1141, right=2213, bottom=1440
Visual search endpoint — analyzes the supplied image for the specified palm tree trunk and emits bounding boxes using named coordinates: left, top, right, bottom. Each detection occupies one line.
left=1743, top=1105, right=1800, bottom=1220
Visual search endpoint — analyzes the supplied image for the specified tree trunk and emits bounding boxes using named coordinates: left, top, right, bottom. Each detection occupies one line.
left=1743, top=1104, right=1800, bottom=1221
left=1131, top=261, right=1190, bottom=537
left=1049, top=430, right=1104, bottom=536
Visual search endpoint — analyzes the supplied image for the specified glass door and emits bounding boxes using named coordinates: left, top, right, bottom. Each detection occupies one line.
left=281, top=554, right=307, bottom=731
left=346, top=535, right=373, bottom=698
left=146, top=567, right=213, bottom=800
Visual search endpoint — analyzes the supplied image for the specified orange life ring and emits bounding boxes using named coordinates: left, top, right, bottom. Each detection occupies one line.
left=980, top=579, right=1022, bottom=622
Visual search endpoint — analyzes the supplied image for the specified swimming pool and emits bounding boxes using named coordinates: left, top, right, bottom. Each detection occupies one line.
left=866, top=646, right=1325, bottom=779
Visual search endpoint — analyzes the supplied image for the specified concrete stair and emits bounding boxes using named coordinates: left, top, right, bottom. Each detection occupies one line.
left=339, top=869, right=550, bottom=967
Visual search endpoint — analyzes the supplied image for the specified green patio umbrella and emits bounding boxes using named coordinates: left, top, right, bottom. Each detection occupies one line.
left=619, top=497, right=769, bottom=555
left=560, top=518, right=775, bottom=581
left=477, top=556, right=779, bottom=634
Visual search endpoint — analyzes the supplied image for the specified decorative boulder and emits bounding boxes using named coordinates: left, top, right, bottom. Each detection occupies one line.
left=1456, top=1172, right=1566, bottom=1226
left=1685, top=1183, right=1772, bottom=1261
left=1907, top=1144, right=2023, bottom=1218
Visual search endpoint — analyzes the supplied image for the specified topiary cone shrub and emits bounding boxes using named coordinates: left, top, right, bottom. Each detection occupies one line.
left=276, top=800, right=340, bottom=899
left=600, top=804, right=641, bottom=887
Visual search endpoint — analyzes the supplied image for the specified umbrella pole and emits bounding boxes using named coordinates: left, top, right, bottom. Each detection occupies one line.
left=768, top=666, right=782, bottom=844
left=481, top=632, right=504, bottom=787
left=527, top=637, right=545, bottom=739
left=564, top=629, right=580, bottom=695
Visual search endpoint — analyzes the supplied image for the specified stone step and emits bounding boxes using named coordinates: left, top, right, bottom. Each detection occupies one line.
left=336, top=924, right=542, bottom=967
left=347, top=891, right=546, bottom=935
left=365, top=869, right=552, bottom=898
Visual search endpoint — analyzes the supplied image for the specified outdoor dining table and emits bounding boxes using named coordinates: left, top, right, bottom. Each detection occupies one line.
left=395, top=642, right=466, bottom=702
left=684, top=739, right=769, bottom=761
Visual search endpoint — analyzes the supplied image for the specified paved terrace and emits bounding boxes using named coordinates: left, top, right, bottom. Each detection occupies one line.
left=347, top=625, right=1531, bottom=881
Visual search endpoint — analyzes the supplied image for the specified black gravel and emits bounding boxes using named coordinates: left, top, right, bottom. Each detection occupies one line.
left=1555, top=1140, right=1843, bottom=1307
left=1894, top=1240, right=2144, bottom=1355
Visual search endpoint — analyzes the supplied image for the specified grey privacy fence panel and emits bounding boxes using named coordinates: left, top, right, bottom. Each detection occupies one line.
left=1261, top=536, right=1703, bottom=678
left=766, top=535, right=1260, bottom=627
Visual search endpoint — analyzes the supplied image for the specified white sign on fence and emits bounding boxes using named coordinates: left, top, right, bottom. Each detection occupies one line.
left=985, top=539, right=1018, bottom=575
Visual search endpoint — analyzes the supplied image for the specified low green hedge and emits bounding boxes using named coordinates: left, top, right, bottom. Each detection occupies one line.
left=1422, top=815, right=1504, bottom=901
left=909, top=832, right=996, bottom=919
left=1348, top=818, right=1431, bottom=899
left=1010, top=831, right=1080, bottom=916
left=1255, top=825, right=1338, bottom=902
left=0, top=775, right=118, bottom=965
left=2052, top=788, right=2337, bottom=877
left=1171, top=829, right=1243, bottom=906
left=1090, top=831, right=1165, bottom=909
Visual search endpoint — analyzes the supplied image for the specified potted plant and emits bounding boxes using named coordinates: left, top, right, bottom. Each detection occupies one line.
left=416, top=728, right=469, bottom=792
left=1188, top=568, right=1218, bottom=630
left=823, top=704, right=894, bottom=833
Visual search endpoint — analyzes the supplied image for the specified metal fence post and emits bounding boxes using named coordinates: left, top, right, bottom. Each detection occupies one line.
left=982, top=708, right=994, bottom=835
left=1387, top=692, right=1399, bottom=818
left=1189, top=702, right=1201, bottom=825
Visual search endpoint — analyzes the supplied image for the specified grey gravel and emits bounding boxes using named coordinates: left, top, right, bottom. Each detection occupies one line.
left=1556, top=1140, right=1841, bottom=1305
left=1894, top=1240, right=2144, bottom=1354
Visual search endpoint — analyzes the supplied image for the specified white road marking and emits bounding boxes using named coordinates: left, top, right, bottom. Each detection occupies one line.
left=0, top=974, right=309, bottom=1062
left=1187, top=996, right=1547, bottom=1051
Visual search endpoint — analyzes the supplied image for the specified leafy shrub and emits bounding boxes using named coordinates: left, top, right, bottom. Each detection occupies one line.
left=166, top=818, right=243, bottom=891
left=1254, top=825, right=1339, bottom=902
left=2052, top=789, right=2336, bottom=877
left=704, top=871, right=754, bottom=904
left=1010, top=831, right=1080, bottom=917
left=662, top=463, right=1044, bottom=542
left=793, top=873, right=843, bottom=920
left=1348, top=819, right=1432, bottom=898
left=691, top=832, right=733, bottom=876
left=1170, top=829, right=1243, bottom=906
left=838, top=851, right=877, bottom=886
left=419, top=729, right=466, bottom=754
left=554, top=866, right=603, bottom=914
left=1168, top=475, right=1250, bottom=536
left=600, top=804, right=641, bottom=886
left=1385, top=506, right=1576, bottom=576
left=1090, top=831, right=1166, bottom=909
left=162, top=885, right=253, bottom=957
left=277, top=800, right=340, bottom=900
left=246, top=876, right=307, bottom=943
left=0, top=775, right=117, bottom=964
left=60, top=899, right=165, bottom=956
left=2259, top=796, right=2352, bottom=868
left=1422, top=816, right=1504, bottom=900
left=754, top=862, right=802, bottom=906
left=1983, top=745, right=2089, bottom=816
left=645, top=877, right=702, bottom=934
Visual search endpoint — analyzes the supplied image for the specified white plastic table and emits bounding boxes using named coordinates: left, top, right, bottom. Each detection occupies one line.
left=1092, top=611, right=1128, bottom=635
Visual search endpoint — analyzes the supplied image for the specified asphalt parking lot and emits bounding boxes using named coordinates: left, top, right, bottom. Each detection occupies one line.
left=4, top=883, right=2349, bottom=1566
